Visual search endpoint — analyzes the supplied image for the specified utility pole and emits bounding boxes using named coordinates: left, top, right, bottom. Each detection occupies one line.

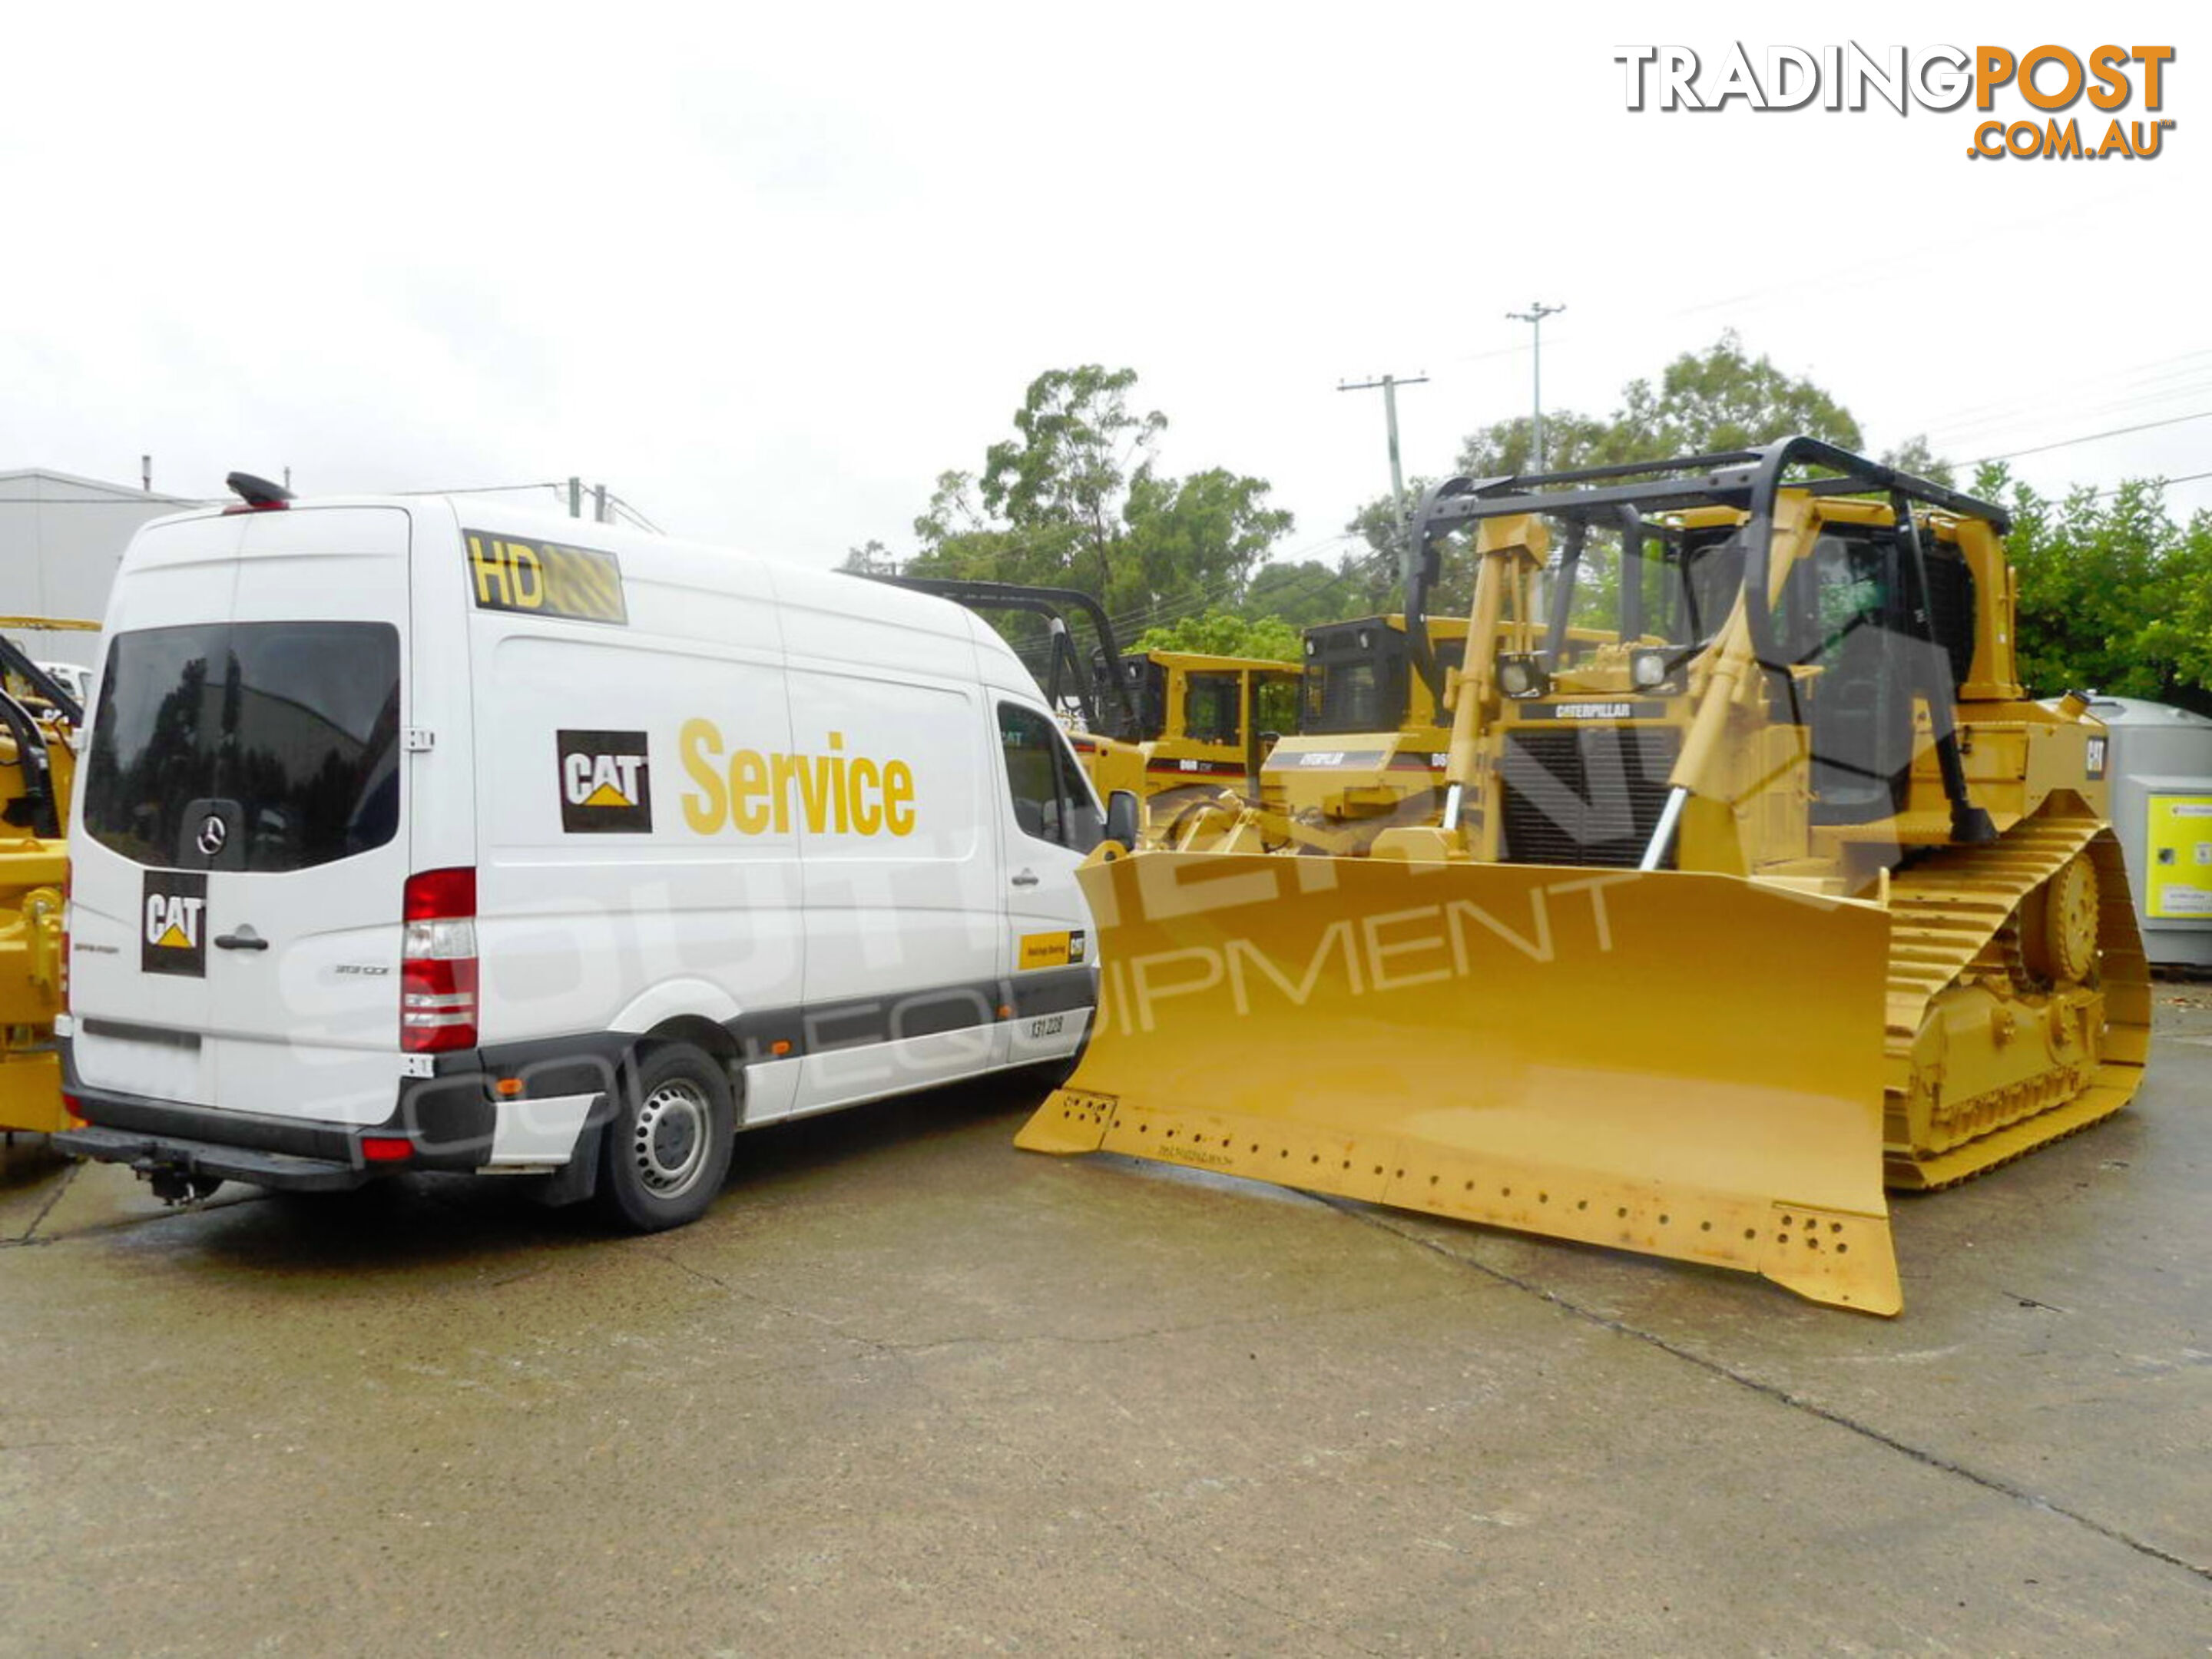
left=1504, top=302, right=1567, bottom=472
left=1338, top=372, right=1429, bottom=588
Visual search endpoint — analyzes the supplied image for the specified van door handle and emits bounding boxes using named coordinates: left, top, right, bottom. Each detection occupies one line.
left=214, top=929, right=269, bottom=952
left=1010, top=869, right=1040, bottom=887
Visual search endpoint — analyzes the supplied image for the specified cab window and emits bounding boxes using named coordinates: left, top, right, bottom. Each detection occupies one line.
left=999, top=703, right=1104, bottom=851
left=1253, top=673, right=1299, bottom=739
left=1181, top=673, right=1241, bottom=745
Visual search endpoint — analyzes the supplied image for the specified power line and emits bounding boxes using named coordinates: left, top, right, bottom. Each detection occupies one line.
left=604, top=492, right=664, bottom=535
left=396, top=481, right=568, bottom=498
left=1923, top=369, right=2212, bottom=452
left=1108, top=532, right=1364, bottom=634
left=2081, top=469, right=2212, bottom=500
left=1103, top=533, right=1379, bottom=645
left=1968, top=408, right=2212, bottom=467
left=1917, top=348, right=2212, bottom=439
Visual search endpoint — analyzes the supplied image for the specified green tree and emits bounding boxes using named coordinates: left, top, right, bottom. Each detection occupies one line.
left=1341, top=333, right=1899, bottom=621
left=1243, top=556, right=1386, bottom=629
left=907, top=366, right=1293, bottom=624
left=1879, top=434, right=1956, bottom=490
left=1445, top=332, right=1865, bottom=482
left=1131, top=610, right=1304, bottom=662
left=1610, top=330, right=1863, bottom=459
left=836, top=538, right=897, bottom=576
left=1979, top=462, right=2212, bottom=713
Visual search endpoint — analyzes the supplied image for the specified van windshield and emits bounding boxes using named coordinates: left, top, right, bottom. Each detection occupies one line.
left=82, top=621, right=402, bottom=872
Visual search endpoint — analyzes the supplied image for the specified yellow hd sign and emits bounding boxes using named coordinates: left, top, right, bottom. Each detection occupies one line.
left=2146, top=795, right=2212, bottom=919
left=466, top=531, right=628, bottom=624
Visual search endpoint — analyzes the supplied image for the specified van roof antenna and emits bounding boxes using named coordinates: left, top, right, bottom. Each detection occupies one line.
left=225, top=471, right=294, bottom=510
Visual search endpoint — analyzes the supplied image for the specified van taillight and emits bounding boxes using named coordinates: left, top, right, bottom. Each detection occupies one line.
left=58, top=866, right=70, bottom=1007
left=401, top=867, right=477, bottom=1053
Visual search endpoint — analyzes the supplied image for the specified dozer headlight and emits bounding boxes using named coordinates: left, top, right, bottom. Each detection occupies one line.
left=1630, top=648, right=1679, bottom=694
left=1496, top=651, right=1548, bottom=700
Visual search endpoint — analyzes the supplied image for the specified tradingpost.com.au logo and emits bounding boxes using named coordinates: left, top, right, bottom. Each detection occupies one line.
left=1614, top=44, right=2175, bottom=161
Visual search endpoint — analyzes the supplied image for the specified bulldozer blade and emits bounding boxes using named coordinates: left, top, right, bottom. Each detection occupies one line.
left=1018, top=853, right=1901, bottom=1315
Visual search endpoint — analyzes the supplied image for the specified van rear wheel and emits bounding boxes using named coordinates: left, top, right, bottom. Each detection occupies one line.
left=595, top=1043, right=735, bottom=1232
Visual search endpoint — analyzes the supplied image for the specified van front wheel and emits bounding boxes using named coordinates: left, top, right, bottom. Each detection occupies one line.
left=595, top=1043, right=735, bottom=1232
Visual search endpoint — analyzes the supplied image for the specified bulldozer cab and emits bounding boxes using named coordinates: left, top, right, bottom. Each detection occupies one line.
left=1224, top=617, right=1472, bottom=856
left=1396, top=444, right=2022, bottom=879
left=1114, top=650, right=1303, bottom=825
left=1299, top=617, right=1467, bottom=737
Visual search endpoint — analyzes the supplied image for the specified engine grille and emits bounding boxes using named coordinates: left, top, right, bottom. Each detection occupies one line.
left=1499, top=727, right=1679, bottom=869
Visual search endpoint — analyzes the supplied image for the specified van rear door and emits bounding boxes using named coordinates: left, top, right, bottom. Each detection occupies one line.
left=74, top=507, right=415, bottom=1126
left=68, top=513, right=240, bottom=1106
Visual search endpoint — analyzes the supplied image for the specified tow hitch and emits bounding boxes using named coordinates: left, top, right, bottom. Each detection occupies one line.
left=134, top=1153, right=224, bottom=1206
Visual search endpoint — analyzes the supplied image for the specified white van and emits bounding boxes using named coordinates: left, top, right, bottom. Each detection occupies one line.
left=56, top=480, right=1128, bottom=1230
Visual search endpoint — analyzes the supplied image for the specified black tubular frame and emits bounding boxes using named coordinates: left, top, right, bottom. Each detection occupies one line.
left=1405, top=438, right=2008, bottom=843
left=0, top=631, right=84, bottom=728
left=0, top=689, right=60, bottom=838
left=0, top=631, right=82, bottom=840
left=865, top=576, right=1145, bottom=741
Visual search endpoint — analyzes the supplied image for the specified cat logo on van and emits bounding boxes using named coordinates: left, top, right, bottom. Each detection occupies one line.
left=141, top=870, right=208, bottom=978
left=558, top=730, right=654, bottom=833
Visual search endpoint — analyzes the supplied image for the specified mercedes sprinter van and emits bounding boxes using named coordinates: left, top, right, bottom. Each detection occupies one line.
left=57, top=481, right=1113, bottom=1230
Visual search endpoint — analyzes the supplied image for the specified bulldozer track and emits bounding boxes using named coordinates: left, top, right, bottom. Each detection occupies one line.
left=1881, top=814, right=2151, bottom=1190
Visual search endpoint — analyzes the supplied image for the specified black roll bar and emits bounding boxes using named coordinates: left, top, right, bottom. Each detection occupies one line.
left=1406, top=438, right=2008, bottom=843
left=866, top=576, right=1145, bottom=742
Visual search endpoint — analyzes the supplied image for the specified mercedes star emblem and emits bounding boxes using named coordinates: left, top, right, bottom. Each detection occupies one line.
left=196, top=815, right=228, bottom=857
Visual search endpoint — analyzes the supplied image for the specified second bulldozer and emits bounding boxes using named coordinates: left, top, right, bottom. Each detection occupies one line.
left=1020, top=441, right=2148, bottom=1314
left=0, top=621, right=94, bottom=1135
left=866, top=575, right=1300, bottom=839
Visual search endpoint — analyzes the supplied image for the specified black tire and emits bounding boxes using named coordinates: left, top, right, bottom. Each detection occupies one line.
left=594, top=1042, right=736, bottom=1233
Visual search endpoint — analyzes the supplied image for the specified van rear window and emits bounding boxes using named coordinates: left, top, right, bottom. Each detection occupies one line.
left=82, top=622, right=402, bottom=872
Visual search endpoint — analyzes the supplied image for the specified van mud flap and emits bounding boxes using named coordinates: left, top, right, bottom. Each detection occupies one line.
left=1016, top=852, right=1900, bottom=1314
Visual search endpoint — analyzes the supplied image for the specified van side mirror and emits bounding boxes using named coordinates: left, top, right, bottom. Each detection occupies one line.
left=1104, top=789, right=1141, bottom=849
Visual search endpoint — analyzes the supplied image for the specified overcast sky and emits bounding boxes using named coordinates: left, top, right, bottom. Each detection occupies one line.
left=2, top=2, right=2202, bottom=580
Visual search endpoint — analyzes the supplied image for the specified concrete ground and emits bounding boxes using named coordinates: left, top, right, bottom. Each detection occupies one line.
left=2, top=995, right=2207, bottom=1656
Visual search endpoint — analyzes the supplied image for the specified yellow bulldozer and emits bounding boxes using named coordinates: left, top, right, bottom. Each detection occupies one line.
left=1019, top=441, right=2148, bottom=1314
left=1173, top=612, right=1472, bottom=856
left=1110, top=647, right=1301, bottom=833
left=0, top=621, right=94, bottom=1137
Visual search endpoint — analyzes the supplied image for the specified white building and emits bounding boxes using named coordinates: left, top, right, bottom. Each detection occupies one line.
left=0, top=468, right=204, bottom=668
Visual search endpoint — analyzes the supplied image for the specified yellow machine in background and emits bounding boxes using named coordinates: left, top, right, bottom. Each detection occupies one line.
left=1022, top=442, right=2147, bottom=1314
left=864, top=575, right=1152, bottom=796
left=1111, top=649, right=1300, bottom=833
left=864, top=575, right=1298, bottom=839
left=1205, top=614, right=1472, bottom=855
left=0, top=620, right=96, bottom=1136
